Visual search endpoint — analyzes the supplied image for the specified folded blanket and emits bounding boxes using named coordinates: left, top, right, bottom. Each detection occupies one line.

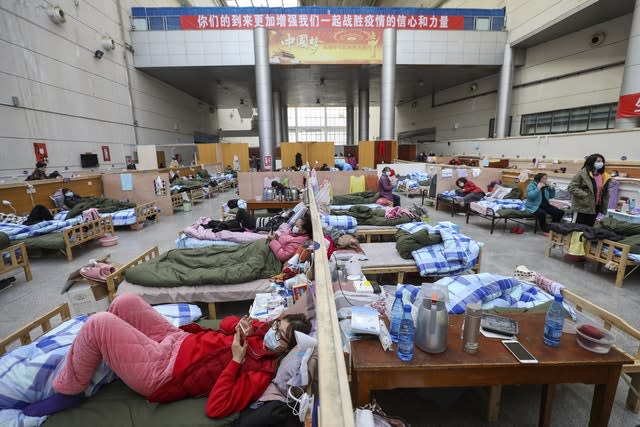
left=320, top=215, right=357, bottom=233
left=331, top=206, right=412, bottom=227
left=332, top=192, right=379, bottom=205
left=56, top=208, right=138, bottom=227
left=395, top=223, right=443, bottom=259
left=125, top=241, right=282, bottom=287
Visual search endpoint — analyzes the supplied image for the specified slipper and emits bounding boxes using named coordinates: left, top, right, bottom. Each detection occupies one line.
left=79, top=263, right=115, bottom=283
left=516, top=227, right=525, bottom=234
left=510, top=226, right=519, bottom=234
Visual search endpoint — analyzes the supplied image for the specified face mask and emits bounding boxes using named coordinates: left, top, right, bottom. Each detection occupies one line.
left=385, top=171, right=391, bottom=176
left=263, top=327, right=280, bottom=352
left=292, top=226, right=300, bottom=234
left=594, top=162, right=604, bottom=170
left=287, top=386, right=314, bottom=423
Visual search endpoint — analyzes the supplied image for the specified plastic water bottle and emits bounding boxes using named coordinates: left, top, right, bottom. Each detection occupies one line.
left=630, top=198, right=636, bottom=211
left=389, top=290, right=404, bottom=343
left=397, top=304, right=415, bottom=362
left=543, top=294, right=565, bottom=347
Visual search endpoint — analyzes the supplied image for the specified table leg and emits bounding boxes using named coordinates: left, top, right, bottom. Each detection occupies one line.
left=352, top=372, right=372, bottom=407
left=397, top=272, right=405, bottom=283
left=487, top=385, right=502, bottom=422
left=589, top=366, right=623, bottom=427
left=538, top=384, right=554, bottom=427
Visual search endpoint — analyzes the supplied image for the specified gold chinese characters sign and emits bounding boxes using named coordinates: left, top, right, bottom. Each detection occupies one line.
left=268, top=28, right=383, bottom=65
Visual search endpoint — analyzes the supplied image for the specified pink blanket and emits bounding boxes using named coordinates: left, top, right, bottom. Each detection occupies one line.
left=183, top=217, right=267, bottom=243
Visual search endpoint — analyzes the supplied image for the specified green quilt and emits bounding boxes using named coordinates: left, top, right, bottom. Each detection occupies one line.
left=125, top=241, right=282, bottom=287
left=66, top=197, right=136, bottom=220
left=395, top=229, right=442, bottom=259
left=332, top=192, right=379, bottom=205
left=331, top=205, right=412, bottom=227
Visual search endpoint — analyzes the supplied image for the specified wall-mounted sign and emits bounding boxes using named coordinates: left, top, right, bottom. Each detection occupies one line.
left=617, top=92, right=640, bottom=118
left=102, top=145, right=111, bottom=162
left=33, top=142, right=48, bottom=163
left=263, top=155, right=272, bottom=169
left=269, top=28, right=382, bottom=64
left=180, top=13, right=463, bottom=30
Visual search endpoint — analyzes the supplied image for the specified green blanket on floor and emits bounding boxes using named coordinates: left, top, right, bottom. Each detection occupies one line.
left=332, top=192, right=380, bottom=205
left=331, top=205, right=412, bottom=227
left=65, top=197, right=136, bottom=220
left=125, top=241, right=282, bottom=287
left=395, top=229, right=443, bottom=259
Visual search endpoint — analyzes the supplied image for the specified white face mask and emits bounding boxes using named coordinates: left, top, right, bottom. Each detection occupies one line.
left=292, top=225, right=300, bottom=234
left=287, top=386, right=314, bottom=423
left=384, top=171, right=391, bottom=176
left=594, top=162, right=604, bottom=170
left=263, top=327, right=280, bottom=352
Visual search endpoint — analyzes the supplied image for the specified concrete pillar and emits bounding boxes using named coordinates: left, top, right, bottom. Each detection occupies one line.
left=281, top=103, right=289, bottom=142
left=358, top=89, right=369, bottom=141
left=253, top=27, right=274, bottom=170
left=380, top=28, right=396, bottom=140
left=346, top=105, right=355, bottom=145
left=272, top=91, right=282, bottom=146
left=616, top=0, right=640, bottom=129
left=496, top=43, right=514, bottom=138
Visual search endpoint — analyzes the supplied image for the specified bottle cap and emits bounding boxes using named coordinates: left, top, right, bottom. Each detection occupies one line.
left=554, top=294, right=563, bottom=302
left=403, top=304, right=412, bottom=312
left=395, top=289, right=403, bottom=297
left=466, top=303, right=482, bottom=316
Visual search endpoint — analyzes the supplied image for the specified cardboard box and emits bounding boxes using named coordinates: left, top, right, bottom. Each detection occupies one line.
left=66, top=281, right=109, bottom=316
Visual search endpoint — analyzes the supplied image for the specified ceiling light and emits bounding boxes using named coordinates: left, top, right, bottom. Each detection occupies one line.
left=94, top=49, right=104, bottom=59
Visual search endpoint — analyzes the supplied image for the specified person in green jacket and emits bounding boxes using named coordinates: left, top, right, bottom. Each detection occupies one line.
left=567, top=153, right=612, bottom=226
left=525, top=173, right=564, bottom=233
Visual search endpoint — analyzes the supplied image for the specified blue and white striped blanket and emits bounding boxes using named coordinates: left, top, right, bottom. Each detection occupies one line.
left=175, top=235, right=240, bottom=249
left=474, top=198, right=526, bottom=213
left=0, top=303, right=201, bottom=427
left=397, top=222, right=481, bottom=276
left=0, top=218, right=83, bottom=241
left=437, top=273, right=574, bottom=318
left=439, top=190, right=458, bottom=199
left=54, top=208, right=138, bottom=226
left=320, top=214, right=357, bottom=233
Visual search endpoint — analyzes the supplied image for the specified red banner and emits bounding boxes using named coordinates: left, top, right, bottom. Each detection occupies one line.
left=180, top=14, right=463, bottom=30
left=617, top=92, right=640, bottom=118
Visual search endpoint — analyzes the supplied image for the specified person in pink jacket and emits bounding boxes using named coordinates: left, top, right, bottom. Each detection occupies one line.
left=267, top=213, right=312, bottom=262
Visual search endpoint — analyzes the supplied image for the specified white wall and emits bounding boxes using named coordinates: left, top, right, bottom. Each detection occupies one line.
left=506, top=0, right=598, bottom=45
left=395, top=12, right=630, bottom=148
left=0, top=0, right=216, bottom=180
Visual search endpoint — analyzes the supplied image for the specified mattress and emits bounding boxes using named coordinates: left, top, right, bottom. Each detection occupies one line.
left=117, top=279, right=273, bottom=304
left=469, top=202, right=533, bottom=218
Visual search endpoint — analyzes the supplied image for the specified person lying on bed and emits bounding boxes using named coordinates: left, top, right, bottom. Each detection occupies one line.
left=454, top=177, right=485, bottom=206
left=23, top=294, right=312, bottom=419
left=266, top=213, right=312, bottom=262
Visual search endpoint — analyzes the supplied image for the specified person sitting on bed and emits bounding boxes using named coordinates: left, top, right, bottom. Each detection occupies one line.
left=454, top=177, right=485, bottom=206
left=23, top=294, right=312, bottom=419
left=266, top=213, right=312, bottom=262
left=525, top=172, right=564, bottom=235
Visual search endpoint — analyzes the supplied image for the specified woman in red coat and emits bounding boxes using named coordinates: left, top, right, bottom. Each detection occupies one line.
left=25, top=294, right=311, bottom=419
left=455, top=177, right=485, bottom=206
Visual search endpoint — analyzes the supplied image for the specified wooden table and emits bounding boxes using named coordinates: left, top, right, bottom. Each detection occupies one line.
left=245, top=199, right=300, bottom=215
left=351, top=313, right=632, bottom=427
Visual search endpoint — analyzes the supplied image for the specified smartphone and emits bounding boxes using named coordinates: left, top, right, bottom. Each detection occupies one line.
left=502, top=340, right=538, bottom=364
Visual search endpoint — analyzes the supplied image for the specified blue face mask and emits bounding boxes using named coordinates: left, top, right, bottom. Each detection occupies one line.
left=292, top=226, right=300, bottom=234
left=264, top=327, right=281, bottom=352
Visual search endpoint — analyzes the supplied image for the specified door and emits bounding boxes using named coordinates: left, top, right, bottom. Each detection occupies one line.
left=156, top=151, right=166, bottom=169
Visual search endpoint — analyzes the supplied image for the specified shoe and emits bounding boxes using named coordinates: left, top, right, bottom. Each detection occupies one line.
left=510, top=226, right=518, bottom=234
left=515, top=227, right=525, bottom=234
left=79, top=263, right=115, bottom=283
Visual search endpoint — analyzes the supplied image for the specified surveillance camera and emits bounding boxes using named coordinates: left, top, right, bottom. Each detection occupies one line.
left=102, top=37, right=115, bottom=51
left=590, top=32, right=605, bottom=47
left=94, top=49, right=104, bottom=59
left=48, top=6, right=65, bottom=24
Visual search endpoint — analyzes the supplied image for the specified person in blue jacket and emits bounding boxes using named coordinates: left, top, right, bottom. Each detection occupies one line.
left=525, top=173, right=565, bottom=234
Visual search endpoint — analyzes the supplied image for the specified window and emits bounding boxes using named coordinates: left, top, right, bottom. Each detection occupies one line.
left=519, top=103, right=617, bottom=136
left=475, top=17, right=491, bottom=31
left=488, top=117, right=512, bottom=138
left=491, top=17, right=505, bottom=31
left=288, top=106, right=349, bottom=145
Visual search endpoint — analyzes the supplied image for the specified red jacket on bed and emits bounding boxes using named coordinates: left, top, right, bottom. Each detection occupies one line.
left=147, top=316, right=276, bottom=418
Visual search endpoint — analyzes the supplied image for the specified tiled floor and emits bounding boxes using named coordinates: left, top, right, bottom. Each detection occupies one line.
left=1, top=191, right=639, bottom=426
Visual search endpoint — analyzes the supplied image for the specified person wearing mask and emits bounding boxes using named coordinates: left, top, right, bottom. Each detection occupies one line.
left=454, top=177, right=485, bottom=206
left=379, top=166, right=400, bottom=207
left=346, top=152, right=357, bottom=169
left=126, top=160, right=137, bottom=170
left=266, top=213, right=312, bottom=261
left=23, top=294, right=311, bottom=419
left=568, top=153, right=612, bottom=226
left=26, top=161, right=48, bottom=181
left=525, top=173, right=565, bottom=234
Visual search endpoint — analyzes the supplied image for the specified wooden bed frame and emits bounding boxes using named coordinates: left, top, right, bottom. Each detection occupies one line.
left=61, top=216, right=115, bottom=262
left=353, top=226, right=398, bottom=243
left=132, top=201, right=159, bottom=230
left=0, top=242, right=32, bottom=282
left=545, top=230, right=639, bottom=288
left=102, top=246, right=221, bottom=319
